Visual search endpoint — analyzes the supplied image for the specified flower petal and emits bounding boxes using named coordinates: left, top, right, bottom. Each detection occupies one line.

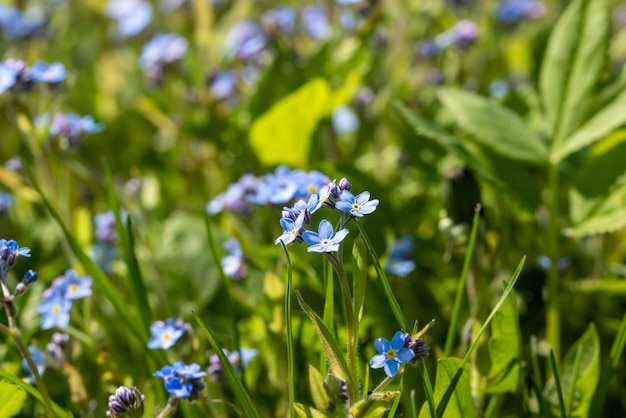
left=384, top=359, right=400, bottom=377
left=331, top=229, right=349, bottom=244
left=302, top=231, right=321, bottom=245
left=369, top=353, right=387, bottom=369
left=317, top=219, right=334, bottom=239
left=397, top=348, right=416, bottom=363
left=355, top=191, right=371, bottom=204
left=335, top=201, right=352, bottom=213
left=374, top=337, right=391, bottom=353
left=391, top=331, right=406, bottom=349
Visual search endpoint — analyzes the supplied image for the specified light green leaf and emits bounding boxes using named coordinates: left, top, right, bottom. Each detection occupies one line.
left=352, top=236, right=367, bottom=323
left=350, top=391, right=400, bottom=418
left=296, top=291, right=357, bottom=392
left=0, top=381, right=27, bottom=418
left=250, top=78, right=330, bottom=167
left=294, top=403, right=326, bottom=418
left=308, top=365, right=330, bottom=412
left=555, top=89, right=626, bottom=161
left=540, top=0, right=609, bottom=148
left=544, top=323, right=600, bottom=417
left=486, top=285, right=522, bottom=394
left=573, top=130, right=626, bottom=198
left=419, top=358, right=476, bottom=418
left=437, top=88, right=548, bottom=165
left=565, top=182, right=626, bottom=237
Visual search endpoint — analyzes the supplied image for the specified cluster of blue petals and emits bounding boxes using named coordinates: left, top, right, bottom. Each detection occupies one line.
left=37, top=270, right=93, bottom=330
left=147, top=318, right=189, bottom=350
left=0, top=59, right=67, bottom=94
left=154, top=362, right=206, bottom=400
left=416, top=20, right=479, bottom=58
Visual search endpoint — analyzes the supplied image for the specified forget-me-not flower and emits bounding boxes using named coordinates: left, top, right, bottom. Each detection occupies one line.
left=221, top=238, right=247, bottom=279
left=30, top=62, right=68, bottom=83
left=147, top=318, right=187, bottom=349
left=385, top=237, right=416, bottom=277
left=302, top=220, right=349, bottom=253
left=336, top=190, right=379, bottom=217
left=275, top=213, right=305, bottom=246
left=369, top=331, right=415, bottom=377
left=37, top=292, right=72, bottom=329
left=154, top=361, right=206, bottom=400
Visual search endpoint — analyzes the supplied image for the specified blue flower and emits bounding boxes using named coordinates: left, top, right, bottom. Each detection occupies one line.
left=283, top=193, right=321, bottom=219
left=369, top=331, right=415, bottom=377
left=0, top=239, right=30, bottom=268
left=0, top=62, right=17, bottom=93
left=261, top=7, right=297, bottom=35
left=30, top=62, right=68, bottom=83
left=208, top=70, right=237, bottom=100
left=302, top=5, right=330, bottom=40
left=335, top=190, right=379, bottom=217
left=59, top=270, right=93, bottom=300
left=0, top=192, right=15, bottom=213
left=302, top=220, right=349, bottom=253
left=496, top=0, right=544, bottom=24
left=224, top=21, right=267, bottom=61
left=221, top=238, right=247, bottom=279
left=154, top=362, right=206, bottom=400
left=173, top=362, right=207, bottom=379
left=22, top=345, right=46, bottom=383
left=139, top=33, right=188, bottom=78
left=147, top=318, right=187, bottom=349
left=49, top=113, right=104, bottom=147
left=332, top=106, right=360, bottom=134
left=208, top=347, right=258, bottom=382
left=37, top=292, right=72, bottom=329
left=385, top=237, right=416, bottom=277
left=107, top=0, right=152, bottom=37
left=275, top=213, right=305, bottom=246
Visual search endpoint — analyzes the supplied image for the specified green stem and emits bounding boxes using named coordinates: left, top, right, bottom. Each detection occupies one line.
left=325, top=253, right=357, bottom=398
left=547, top=162, right=561, bottom=359
left=321, top=257, right=335, bottom=377
left=444, top=205, right=481, bottom=357
left=280, top=243, right=296, bottom=418
left=156, top=398, right=177, bottom=418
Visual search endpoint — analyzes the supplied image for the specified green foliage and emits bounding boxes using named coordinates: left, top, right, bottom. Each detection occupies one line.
left=0, top=381, right=27, bottom=418
left=419, top=359, right=475, bottom=418
left=350, top=391, right=400, bottom=418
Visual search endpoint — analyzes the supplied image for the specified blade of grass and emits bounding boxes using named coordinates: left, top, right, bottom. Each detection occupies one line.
left=410, top=389, right=418, bottom=418
left=0, top=369, right=70, bottom=417
left=418, top=362, right=436, bottom=418
left=589, top=310, right=626, bottom=415
left=104, top=166, right=153, bottom=332
left=387, top=374, right=404, bottom=417
left=437, top=257, right=525, bottom=417
left=193, top=312, right=261, bottom=418
left=279, top=242, right=296, bottom=418
left=549, top=349, right=567, bottom=418
left=444, top=205, right=481, bottom=357
left=530, top=335, right=549, bottom=416
left=354, top=220, right=409, bottom=332
left=565, top=345, right=583, bottom=415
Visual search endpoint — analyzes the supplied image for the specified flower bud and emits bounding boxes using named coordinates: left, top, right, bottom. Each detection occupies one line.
left=107, top=386, right=145, bottom=418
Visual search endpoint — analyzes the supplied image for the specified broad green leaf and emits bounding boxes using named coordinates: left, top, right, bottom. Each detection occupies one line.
left=250, top=78, right=330, bottom=167
left=565, top=182, right=626, bottom=237
left=295, top=291, right=357, bottom=392
left=294, top=403, right=326, bottom=418
left=486, top=285, right=521, bottom=393
left=437, top=88, right=548, bottom=165
left=0, top=381, right=27, bottom=418
left=544, top=323, right=600, bottom=417
left=418, top=358, right=475, bottom=418
left=308, top=365, right=330, bottom=412
left=350, top=391, right=400, bottom=418
left=555, top=90, right=626, bottom=161
left=0, top=370, right=71, bottom=417
left=396, top=101, right=542, bottom=213
left=573, top=130, right=626, bottom=198
left=539, top=0, right=609, bottom=149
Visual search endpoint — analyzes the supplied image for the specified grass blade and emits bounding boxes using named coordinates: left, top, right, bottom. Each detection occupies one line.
left=355, top=220, right=409, bottom=332
left=444, top=205, right=481, bottom=357
left=193, top=312, right=260, bottom=418
left=530, top=335, right=549, bottom=416
left=549, top=349, right=567, bottom=418
left=437, top=256, right=525, bottom=417
left=418, top=362, right=436, bottom=418
left=279, top=242, right=296, bottom=418
left=589, top=310, right=626, bottom=415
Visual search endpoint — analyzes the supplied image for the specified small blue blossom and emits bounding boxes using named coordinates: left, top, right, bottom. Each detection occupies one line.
left=208, top=70, right=237, bottom=100
left=59, top=270, right=93, bottom=300
left=30, top=62, right=68, bottom=83
left=496, top=0, right=544, bottom=25
left=147, top=318, right=187, bottom=349
left=0, top=63, right=17, bottom=93
left=154, top=361, right=206, bottom=400
left=107, top=0, right=152, bottom=37
left=301, top=5, right=330, bottom=40
left=332, top=106, right=360, bottom=134
left=385, top=237, right=416, bottom=277
left=37, top=292, right=72, bottom=330
left=22, top=345, right=47, bottom=382
left=283, top=193, right=321, bottom=219
left=24, top=269, right=38, bottom=283
left=302, top=220, right=349, bottom=253
left=262, top=7, right=297, bottom=35
left=275, top=213, right=305, bottom=246
left=224, top=21, right=267, bottom=61
left=208, top=347, right=258, bottom=382
left=48, top=113, right=105, bottom=147
left=139, top=33, right=188, bottom=79
left=0, top=239, right=30, bottom=267
left=221, top=238, right=247, bottom=279
left=369, top=331, right=415, bottom=377
left=335, top=190, right=379, bottom=217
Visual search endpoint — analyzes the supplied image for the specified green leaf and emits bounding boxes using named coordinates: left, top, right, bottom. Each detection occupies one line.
left=396, top=101, right=542, bottom=213
left=539, top=0, right=609, bottom=148
left=486, top=283, right=522, bottom=394
left=0, top=370, right=71, bottom=417
left=418, top=359, right=475, bottom=418
left=294, top=403, right=327, bottom=418
left=555, top=89, right=626, bottom=161
left=194, top=313, right=261, bottom=418
left=437, top=88, right=548, bottom=165
left=0, top=381, right=27, bottom=418
left=350, top=391, right=400, bottom=418
left=544, top=323, right=600, bottom=418
left=295, top=291, right=357, bottom=393
left=573, top=130, right=626, bottom=198
left=308, top=365, right=330, bottom=412
left=250, top=78, right=330, bottom=167
left=565, top=182, right=626, bottom=237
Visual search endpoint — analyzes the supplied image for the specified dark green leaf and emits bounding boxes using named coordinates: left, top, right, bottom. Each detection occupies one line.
left=418, top=359, right=475, bottom=418
left=573, top=130, right=626, bottom=198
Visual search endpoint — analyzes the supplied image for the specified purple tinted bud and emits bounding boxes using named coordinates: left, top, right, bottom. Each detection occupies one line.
left=24, top=269, right=38, bottom=283
left=453, top=20, right=478, bottom=48
left=107, top=386, right=145, bottom=418
left=415, top=40, right=439, bottom=58
left=338, top=178, right=351, bottom=191
left=4, top=157, right=22, bottom=173
left=405, top=338, right=429, bottom=363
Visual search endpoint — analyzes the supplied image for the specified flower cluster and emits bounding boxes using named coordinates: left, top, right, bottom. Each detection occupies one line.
left=0, top=59, right=68, bottom=94
left=37, top=270, right=93, bottom=330
left=36, top=113, right=104, bottom=148
left=416, top=20, right=479, bottom=58
left=369, top=331, right=429, bottom=377
left=206, top=166, right=330, bottom=215
left=154, top=362, right=206, bottom=400
left=275, top=176, right=379, bottom=253
left=0, top=5, right=47, bottom=40
left=147, top=318, right=190, bottom=350
left=208, top=347, right=259, bottom=383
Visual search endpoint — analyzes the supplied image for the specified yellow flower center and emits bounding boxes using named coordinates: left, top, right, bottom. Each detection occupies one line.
left=52, top=305, right=61, bottom=314
left=386, top=348, right=397, bottom=360
left=307, top=185, right=317, bottom=193
left=163, top=333, right=170, bottom=340
left=352, top=203, right=361, bottom=211
left=69, top=284, right=79, bottom=293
